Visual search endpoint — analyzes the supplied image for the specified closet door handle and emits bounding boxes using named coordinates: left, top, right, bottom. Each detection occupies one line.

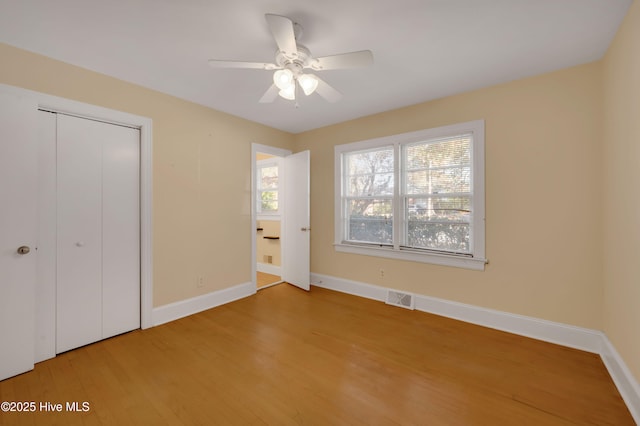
left=16, top=245, right=30, bottom=255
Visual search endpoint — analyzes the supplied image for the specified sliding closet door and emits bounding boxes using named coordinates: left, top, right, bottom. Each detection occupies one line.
left=56, top=114, right=140, bottom=353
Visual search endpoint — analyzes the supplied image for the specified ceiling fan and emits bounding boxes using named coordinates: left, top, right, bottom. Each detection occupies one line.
left=208, top=14, right=374, bottom=104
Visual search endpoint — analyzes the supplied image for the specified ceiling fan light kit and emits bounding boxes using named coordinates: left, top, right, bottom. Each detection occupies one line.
left=208, top=13, right=373, bottom=105
left=273, top=69, right=294, bottom=90
left=273, top=67, right=319, bottom=100
left=298, top=74, right=319, bottom=96
left=279, top=83, right=296, bottom=100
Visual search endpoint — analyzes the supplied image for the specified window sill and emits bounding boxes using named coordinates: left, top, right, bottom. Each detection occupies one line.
left=334, top=243, right=487, bottom=271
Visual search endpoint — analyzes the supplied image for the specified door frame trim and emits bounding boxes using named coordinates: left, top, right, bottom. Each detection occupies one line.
left=251, top=143, right=291, bottom=290
left=0, top=83, right=154, bottom=331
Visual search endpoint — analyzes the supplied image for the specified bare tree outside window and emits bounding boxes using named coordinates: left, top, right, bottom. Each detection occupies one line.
left=344, top=147, right=394, bottom=244
left=335, top=120, right=485, bottom=269
left=342, top=135, right=473, bottom=253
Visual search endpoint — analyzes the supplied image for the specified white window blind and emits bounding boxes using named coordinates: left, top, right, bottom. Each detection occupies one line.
left=401, top=134, right=472, bottom=254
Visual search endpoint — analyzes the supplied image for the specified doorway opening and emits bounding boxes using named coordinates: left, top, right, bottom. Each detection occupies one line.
left=251, top=143, right=311, bottom=292
left=252, top=144, right=290, bottom=291
left=255, top=151, right=284, bottom=289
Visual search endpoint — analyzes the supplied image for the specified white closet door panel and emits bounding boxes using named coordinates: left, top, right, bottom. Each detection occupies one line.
left=35, top=111, right=57, bottom=362
left=56, top=114, right=103, bottom=353
left=102, top=124, right=140, bottom=338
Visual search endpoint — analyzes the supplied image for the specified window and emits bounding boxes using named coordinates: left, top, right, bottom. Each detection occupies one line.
left=257, top=160, right=280, bottom=215
left=335, top=120, right=486, bottom=270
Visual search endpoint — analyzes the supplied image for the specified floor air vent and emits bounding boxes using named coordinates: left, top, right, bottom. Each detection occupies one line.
left=386, top=290, right=415, bottom=310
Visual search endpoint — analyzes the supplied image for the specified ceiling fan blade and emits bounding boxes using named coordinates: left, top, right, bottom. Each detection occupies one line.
left=208, top=60, right=278, bottom=70
left=310, top=50, right=374, bottom=71
left=265, top=14, right=298, bottom=57
left=312, top=75, right=342, bottom=103
left=259, top=84, right=280, bottom=103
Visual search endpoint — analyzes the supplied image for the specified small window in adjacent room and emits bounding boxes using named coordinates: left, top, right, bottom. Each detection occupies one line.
left=334, top=120, right=487, bottom=270
left=257, top=160, right=280, bottom=215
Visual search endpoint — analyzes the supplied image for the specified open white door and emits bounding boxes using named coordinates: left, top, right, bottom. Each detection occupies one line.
left=282, top=150, right=311, bottom=290
left=0, top=92, right=38, bottom=380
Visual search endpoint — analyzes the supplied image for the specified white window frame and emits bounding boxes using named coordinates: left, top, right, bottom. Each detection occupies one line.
left=256, top=157, right=281, bottom=219
left=334, top=120, right=487, bottom=271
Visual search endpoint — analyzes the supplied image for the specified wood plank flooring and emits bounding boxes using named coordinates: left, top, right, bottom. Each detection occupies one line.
left=257, top=272, right=281, bottom=289
left=0, top=284, right=634, bottom=425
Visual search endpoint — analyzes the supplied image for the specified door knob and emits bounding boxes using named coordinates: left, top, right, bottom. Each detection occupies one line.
left=17, top=246, right=30, bottom=255
left=300, top=227, right=311, bottom=232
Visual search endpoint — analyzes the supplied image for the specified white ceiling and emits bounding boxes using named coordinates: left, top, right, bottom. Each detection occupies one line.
left=0, top=0, right=633, bottom=133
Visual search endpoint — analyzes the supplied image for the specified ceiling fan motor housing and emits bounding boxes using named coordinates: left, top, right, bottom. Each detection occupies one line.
left=275, top=44, right=317, bottom=77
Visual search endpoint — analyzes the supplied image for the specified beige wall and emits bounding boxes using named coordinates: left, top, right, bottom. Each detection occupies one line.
left=0, top=42, right=295, bottom=307
left=296, top=62, right=604, bottom=330
left=603, top=0, right=640, bottom=382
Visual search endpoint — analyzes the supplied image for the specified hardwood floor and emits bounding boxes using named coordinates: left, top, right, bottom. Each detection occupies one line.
left=0, top=284, right=633, bottom=425
left=257, top=271, right=281, bottom=289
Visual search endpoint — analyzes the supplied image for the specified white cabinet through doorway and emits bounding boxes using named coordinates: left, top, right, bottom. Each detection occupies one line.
left=52, top=113, right=140, bottom=353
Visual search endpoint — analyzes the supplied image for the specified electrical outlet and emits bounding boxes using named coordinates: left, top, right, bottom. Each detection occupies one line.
left=379, top=268, right=385, bottom=278
left=197, top=276, right=204, bottom=288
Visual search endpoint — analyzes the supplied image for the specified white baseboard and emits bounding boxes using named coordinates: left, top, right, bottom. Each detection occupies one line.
left=310, top=272, right=640, bottom=424
left=311, top=273, right=388, bottom=301
left=600, top=335, right=640, bottom=422
left=152, top=282, right=255, bottom=326
left=311, top=273, right=601, bottom=352
left=256, top=262, right=281, bottom=276
left=413, top=293, right=603, bottom=354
